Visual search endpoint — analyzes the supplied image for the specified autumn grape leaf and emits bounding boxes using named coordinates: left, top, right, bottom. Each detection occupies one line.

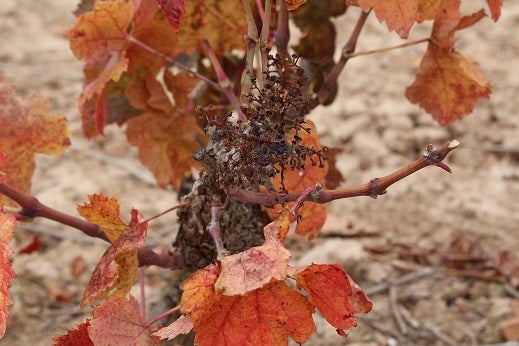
left=294, top=264, right=372, bottom=334
left=215, top=222, right=291, bottom=296
left=353, top=0, right=451, bottom=38
left=79, top=209, right=147, bottom=309
left=68, top=0, right=133, bottom=138
left=406, top=6, right=491, bottom=125
left=267, top=120, right=328, bottom=239
left=88, top=295, right=160, bottom=346
left=125, top=75, right=204, bottom=190
left=153, top=314, right=193, bottom=341
left=53, top=320, right=94, bottom=346
left=180, top=264, right=316, bottom=346
left=77, top=193, right=126, bottom=243
left=155, top=0, right=186, bottom=31
left=0, top=81, right=70, bottom=207
left=0, top=208, right=15, bottom=339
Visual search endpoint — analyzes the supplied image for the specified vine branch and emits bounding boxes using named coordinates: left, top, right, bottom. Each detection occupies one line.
left=0, top=182, right=185, bottom=269
left=312, top=9, right=370, bottom=108
left=228, top=140, right=460, bottom=206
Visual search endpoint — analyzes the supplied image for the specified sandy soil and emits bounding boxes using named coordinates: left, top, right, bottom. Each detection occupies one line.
left=1, top=1, right=518, bottom=345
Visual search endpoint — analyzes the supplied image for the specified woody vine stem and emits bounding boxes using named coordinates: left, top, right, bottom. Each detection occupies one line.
left=0, top=140, right=459, bottom=267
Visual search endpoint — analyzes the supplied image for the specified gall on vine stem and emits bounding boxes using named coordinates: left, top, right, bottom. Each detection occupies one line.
left=228, top=140, right=460, bottom=206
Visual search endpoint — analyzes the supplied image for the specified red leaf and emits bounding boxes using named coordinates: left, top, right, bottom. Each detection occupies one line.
left=88, top=295, right=160, bottom=345
left=79, top=209, right=147, bottom=309
left=0, top=81, right=70, bottom=207
left=215, top=222, right=291, bottom=296
left=180, top=265, right=316, bottom=345
left=17, top=235, right=41, bottom=254
left=153, top=314, right=193, bottom=341
left=53, top=320, right=94, bottom=346
left=155, top=0, right=186, bottom=32
left=406, top=6, right=491, bottom=125
left=486, top=0, right=502, bottom=21
left=0, top=208, right=16, bottom=339
left=295, top=264, right=372, bottom=333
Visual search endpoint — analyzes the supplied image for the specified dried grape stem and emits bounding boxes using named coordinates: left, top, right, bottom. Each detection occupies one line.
left=228, top=140, right=460, bottom=206
left=0, top=182, right=184, bottom=269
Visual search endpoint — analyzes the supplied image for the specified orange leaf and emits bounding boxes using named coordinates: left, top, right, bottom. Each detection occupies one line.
left=53, top=320, right=94, bottom=346
left=79, top=209, right=147, bottom=309
left=69, top=0, right=134, bottom=137
left=155, top=0, right=186, bottom=32
left=357, top=0, right=444, bottom=38
left=0, top=82, right=70, bottom=207
left=88, top=295, right=160, bottom=345
left=286, top=0, right=307, bottom=11
left=153, top=314, right=193, bottom=341
left=406, top=7, right=491, bottom=125
left=77, top=194, right=126, bottom=243
left=181, top=264, right=316, bottom=345
left=0, top=208, right=16, bottom=339
left=486, top=0, right=502, bottom=21
left=295, top=264, right=372, bottom=333
left=215, top=222, right=291, bottom=296
left=181, top=0, right=247, bottom=54
left=125, top=76, right=203, bottom=190
left=267, top=120, right=327, bottom=239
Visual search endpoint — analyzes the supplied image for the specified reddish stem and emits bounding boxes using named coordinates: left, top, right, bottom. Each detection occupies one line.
left=0, top=182, right=185, bottom=269
left=228, top=140, right=460, bottom=206
left=202, top=40, right=247, bottom=121
left=313, top=9, right=370, bottom=108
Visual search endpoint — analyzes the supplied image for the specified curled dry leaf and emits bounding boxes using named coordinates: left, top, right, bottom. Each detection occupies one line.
left=79, top=209, right=148, bottom=309
left=215, top=222, right=291, bottom=296
left=294, top=264, right=373, bottom=334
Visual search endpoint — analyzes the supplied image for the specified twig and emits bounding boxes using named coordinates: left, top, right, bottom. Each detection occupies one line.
left=365, top=267, right=441, bottom=296
left=423, top=322, right=457, bottom=346
left=342, top=38, right=430, bottom=59
left=147, top=305, right=180, bottom=326
left=274, top=0, right=290, bottom=59
left=229, top=140, right=460, bottom=206
left=389, top=286, right=408, bottom=336
left=144, top=202, right=190, bottom=223
left=202, top=39, right=247, bottom=121
left=312, top=9, right=370, bottom=108
left=128, top=35, right=219, bottom=91
left=206, top=202, right=229, bottom=259
left=0, top=182, right=184, bottom=269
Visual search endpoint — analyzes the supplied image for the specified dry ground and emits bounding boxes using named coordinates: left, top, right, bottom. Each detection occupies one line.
left=1, top=1, right=518, bottom=345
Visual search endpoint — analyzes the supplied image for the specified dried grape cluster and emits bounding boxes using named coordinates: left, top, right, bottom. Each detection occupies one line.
left=195, top=54, right=328, bottom=193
